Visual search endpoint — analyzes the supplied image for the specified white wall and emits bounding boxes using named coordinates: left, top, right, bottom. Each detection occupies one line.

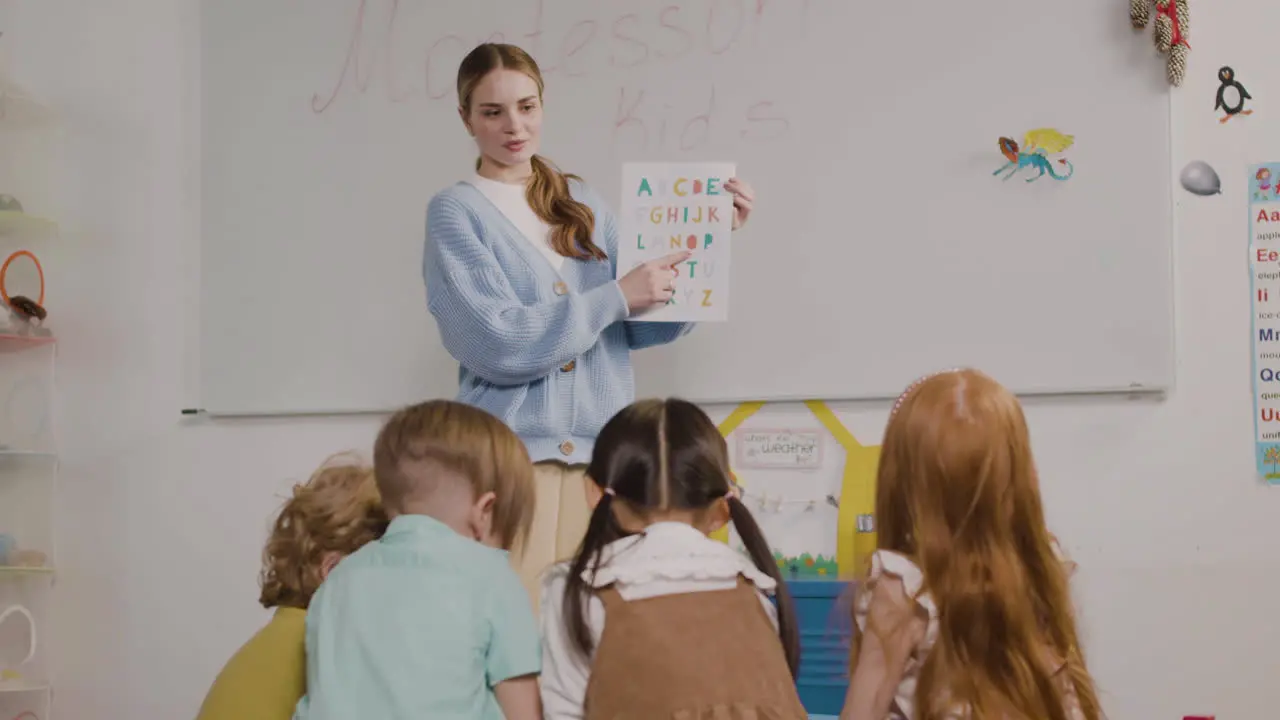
left=0, top=1, right=1274, bottom=718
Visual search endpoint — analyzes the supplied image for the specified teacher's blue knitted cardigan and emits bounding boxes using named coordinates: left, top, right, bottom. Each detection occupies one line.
left=423, top=179, right=693, bottom=464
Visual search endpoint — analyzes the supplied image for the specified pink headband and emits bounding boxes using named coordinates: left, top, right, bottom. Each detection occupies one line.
left=890, top=368, right=963, bottom=417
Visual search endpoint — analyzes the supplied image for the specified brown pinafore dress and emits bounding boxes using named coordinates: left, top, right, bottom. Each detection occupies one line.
left=582, top=576, right=809, bottom=720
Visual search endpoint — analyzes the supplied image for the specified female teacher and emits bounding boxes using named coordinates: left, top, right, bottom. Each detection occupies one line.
left=423, top=43, right=757, bottom=601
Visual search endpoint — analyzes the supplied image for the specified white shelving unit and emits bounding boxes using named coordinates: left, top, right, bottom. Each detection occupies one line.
left=0, top=67, right=58, bottom=720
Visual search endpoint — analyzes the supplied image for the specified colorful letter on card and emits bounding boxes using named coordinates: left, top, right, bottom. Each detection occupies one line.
left=618, top=162, right=736, bottom=322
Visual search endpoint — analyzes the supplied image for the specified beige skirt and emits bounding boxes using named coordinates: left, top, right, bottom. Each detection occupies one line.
left=515, top=460, right=593, bottom=612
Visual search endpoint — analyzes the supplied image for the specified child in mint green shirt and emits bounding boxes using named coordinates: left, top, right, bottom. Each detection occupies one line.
left=293, top=400, right=541, bottom=720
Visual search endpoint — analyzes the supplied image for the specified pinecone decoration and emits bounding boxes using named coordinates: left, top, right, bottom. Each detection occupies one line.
left=1154, top=11, right=1172, bottom=53
left=1168, top=44, right=1188, bottom=85
left=1131, top=0, right=1150, bottom=27
left=1132, top=0, right=1190, bottom=86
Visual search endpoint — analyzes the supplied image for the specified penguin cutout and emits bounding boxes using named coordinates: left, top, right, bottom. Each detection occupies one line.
left=1216, top=66, right=1252, bottom=123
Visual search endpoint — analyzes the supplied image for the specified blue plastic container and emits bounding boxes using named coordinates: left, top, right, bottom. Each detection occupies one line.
left=787, top=578, right=853, bottom=716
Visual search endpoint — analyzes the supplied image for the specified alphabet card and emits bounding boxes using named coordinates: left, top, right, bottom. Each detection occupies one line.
left=618, top=162, right=735, bottom=322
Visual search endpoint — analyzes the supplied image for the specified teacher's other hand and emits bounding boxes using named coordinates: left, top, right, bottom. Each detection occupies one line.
left=619, top=251, right=691, bottom=313
left=725, top=177, right=755, bottom=230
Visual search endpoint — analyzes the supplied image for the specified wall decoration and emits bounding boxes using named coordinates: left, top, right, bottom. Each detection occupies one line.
left=0, top=195, right=22, bottom=212
left=734, top=429, right=824, bottom=470
left=1248, top=162, right=1280, bottom=483
left=1180, top=160, right=1222, bottom=196
left=713, top=400, right=879, bottom=577
left=773, top=551, right=839, bottom=579
left=1131, top=0, right=1190, bottom=86
left=1215, top=66, right=1252, bottom=123
left=1252, top=168, right=1275, bottom=202
left=993, top=128, right=1075, bottom=182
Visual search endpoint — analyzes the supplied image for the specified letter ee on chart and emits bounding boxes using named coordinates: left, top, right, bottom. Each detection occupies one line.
left=618, top=161, right=735, bottom=322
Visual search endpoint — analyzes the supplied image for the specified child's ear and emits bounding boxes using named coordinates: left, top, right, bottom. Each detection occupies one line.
left=704, top=497, right=731, bottom=535
left=319, top=551, right=342, bottom=581
left=470, top=490, right=498, bottom=546
left=582, top=474, right=604, bottom=510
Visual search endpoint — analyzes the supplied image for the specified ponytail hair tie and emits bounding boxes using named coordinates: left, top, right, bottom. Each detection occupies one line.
left=602, top=487, right=616, bottom=497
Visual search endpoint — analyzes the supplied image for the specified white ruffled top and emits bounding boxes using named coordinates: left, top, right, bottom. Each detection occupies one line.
left=537, top=522, right=779, bottom=720
left=581, top=521, right=778, bottom=598
left=854, top=544, right=1083, bottom=720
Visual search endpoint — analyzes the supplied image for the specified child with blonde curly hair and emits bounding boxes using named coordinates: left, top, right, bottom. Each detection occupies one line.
left=196, top=454, right=386, bottom=720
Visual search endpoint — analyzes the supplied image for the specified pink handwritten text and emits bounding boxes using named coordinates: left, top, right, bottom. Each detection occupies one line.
left=311, top=0, right=810, bottom=117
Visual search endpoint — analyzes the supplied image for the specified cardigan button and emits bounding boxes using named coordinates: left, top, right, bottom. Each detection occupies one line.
left=553, top=281, right=568, bottom=296
left=561, top=360, right=575, bottom=372
left=559, top=440, right=575, bottom=456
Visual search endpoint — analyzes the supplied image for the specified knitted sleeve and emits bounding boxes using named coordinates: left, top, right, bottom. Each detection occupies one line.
left=588, top=183, right=696, bottom=350
left=424, top=192, right=629, bottom=386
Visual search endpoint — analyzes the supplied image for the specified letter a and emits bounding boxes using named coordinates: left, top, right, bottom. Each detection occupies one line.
left=637, top=178, right=653, bottom=197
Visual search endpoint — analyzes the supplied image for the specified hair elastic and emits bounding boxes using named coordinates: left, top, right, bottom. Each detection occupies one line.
left=602, top=487, right=616, bottom=496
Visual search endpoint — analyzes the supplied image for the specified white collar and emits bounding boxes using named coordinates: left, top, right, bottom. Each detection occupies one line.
left=581, top=522, right=778, bottom=594
left=468, top=173, right=527, bottom=194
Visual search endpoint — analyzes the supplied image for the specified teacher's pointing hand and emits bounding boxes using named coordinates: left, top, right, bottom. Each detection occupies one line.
left=619, top=251, right=692, bottom=313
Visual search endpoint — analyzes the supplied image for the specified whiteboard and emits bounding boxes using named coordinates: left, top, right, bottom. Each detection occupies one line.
left=200, top=0, right=1173, bottom=415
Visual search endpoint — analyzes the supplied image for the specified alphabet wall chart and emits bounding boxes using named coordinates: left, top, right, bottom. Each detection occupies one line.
left=1249, top=162, right=1280, bottom=482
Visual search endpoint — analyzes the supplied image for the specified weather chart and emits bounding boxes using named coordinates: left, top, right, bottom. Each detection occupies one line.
left=1249, top=163, right=1280, bottom=481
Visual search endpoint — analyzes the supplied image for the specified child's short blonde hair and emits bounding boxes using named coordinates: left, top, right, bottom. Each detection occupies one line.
left=258, top=453, right=387, bottom=609
left=373, top=399, right=535, bottom=552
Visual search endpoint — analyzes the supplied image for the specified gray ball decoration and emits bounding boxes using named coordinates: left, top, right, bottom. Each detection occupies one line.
left=1179, top=160, right=1221, bottom=196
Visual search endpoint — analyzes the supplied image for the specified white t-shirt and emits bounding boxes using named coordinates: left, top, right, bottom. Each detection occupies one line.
left=467, top=173, right=565, bottom=271
left=538, top=522, right=780, bottom=720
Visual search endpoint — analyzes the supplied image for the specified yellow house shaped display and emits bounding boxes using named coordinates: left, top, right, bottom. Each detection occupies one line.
left=713, top=400, right=880, bottom=579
